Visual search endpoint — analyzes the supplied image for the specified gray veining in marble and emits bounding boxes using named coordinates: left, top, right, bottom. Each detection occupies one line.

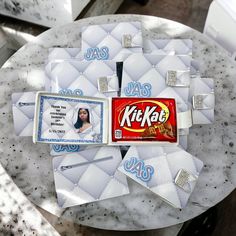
left=0, top=15, right=236, bottom=230
left=0, top=162, right=60, bottom=235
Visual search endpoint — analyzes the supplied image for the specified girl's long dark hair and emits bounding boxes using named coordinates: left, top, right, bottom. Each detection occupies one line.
left=74, top=108, right=90, bottom=129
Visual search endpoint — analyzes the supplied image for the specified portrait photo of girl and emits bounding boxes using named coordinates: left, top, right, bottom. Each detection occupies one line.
left=74, top=108, right=92, bottom=134
left=72, top=103, right=102, bottom=143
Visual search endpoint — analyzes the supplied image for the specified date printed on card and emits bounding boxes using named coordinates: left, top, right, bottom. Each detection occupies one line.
left=33, top=92, right=108, bottom=145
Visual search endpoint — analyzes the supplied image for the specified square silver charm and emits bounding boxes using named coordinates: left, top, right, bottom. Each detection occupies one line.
left=98, top=77, right=109, bottom=93
left=192, top=94, right=214, bottom=110
left=166, top=70, right=190, bottom=87
left=174, top=169, right=197, bottom=193
left=122, top=34, right=133, bottom=48
left=166, top=70, right=177, bottom=86
left=193, top=95, right=204, bottom=109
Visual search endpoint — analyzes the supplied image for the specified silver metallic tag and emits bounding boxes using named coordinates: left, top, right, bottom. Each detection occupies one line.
left=192, top=93, right=214, bottom=110
left=166, top=70, right=177, bottom=86
left=98, top=77, right=109, bottom=93
left=166, top=70, right=190, bottom=87
left=98, top=75, right=119, bottom=93
left=122, top=34, right=133, bottom=48
left=174, top=169, right=197, bottom=193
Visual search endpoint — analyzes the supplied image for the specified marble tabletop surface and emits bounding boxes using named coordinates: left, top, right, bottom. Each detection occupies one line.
left=0, top=162, right=60, bottom=236
left=0, top=14, right=236, bottom=230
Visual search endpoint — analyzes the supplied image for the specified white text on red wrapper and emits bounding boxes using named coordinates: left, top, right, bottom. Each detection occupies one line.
left=120, top=106, right=167, bottom=127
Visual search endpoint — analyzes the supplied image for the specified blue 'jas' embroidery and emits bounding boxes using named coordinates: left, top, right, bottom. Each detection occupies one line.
left=59, top=89, right=83, bottom=96
left=52, top=144, right=80, bottom=153
left=124, top=82, right=151, bottom=97
left=124, top=157, right=154, bottom=182
left=84, top=46, right=109, bottom=60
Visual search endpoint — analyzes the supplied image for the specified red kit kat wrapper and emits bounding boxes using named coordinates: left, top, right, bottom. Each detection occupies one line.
left=112, top=98, right=177, bottom=143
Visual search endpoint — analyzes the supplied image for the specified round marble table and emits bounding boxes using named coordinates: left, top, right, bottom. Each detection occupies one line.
left=0, top=15, right=236, bottom=230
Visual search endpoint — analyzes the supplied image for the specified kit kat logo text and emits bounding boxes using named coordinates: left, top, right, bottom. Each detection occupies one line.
left=118, top=100, right=170, bottom=133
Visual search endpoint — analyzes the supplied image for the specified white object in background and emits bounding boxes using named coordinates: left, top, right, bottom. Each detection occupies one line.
left=204, top=0, right=236, bottom=60
left=0, top=0, right=90, bottom=27
left=0, top=28, right=16, bottom=67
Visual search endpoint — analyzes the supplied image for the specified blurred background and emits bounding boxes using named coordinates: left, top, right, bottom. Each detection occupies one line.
left=0, top=0, right=213, bottom=67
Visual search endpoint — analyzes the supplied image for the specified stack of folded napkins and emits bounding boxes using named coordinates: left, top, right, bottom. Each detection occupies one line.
left=12, top=21, right=215, bottom=209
